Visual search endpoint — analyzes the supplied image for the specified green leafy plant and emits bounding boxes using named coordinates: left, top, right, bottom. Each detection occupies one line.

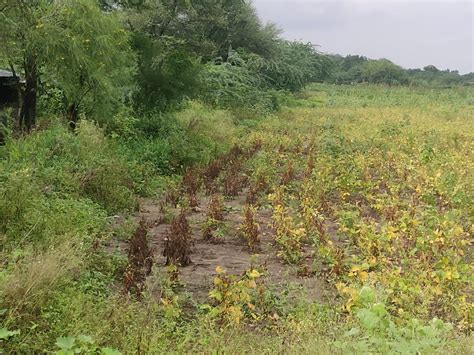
left=55, top=335, right=120, bottom=355
left=334, top=286, right=453, bottom=353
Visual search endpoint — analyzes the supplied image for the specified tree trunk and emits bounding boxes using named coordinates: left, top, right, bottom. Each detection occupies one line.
left=20, top=55, right=38, bottom=132
left=67, top=102, right=79, bottom=130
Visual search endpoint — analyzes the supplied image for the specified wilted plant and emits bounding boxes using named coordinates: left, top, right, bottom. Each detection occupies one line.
left=208, top=194, right=224, bottom=222
left=281, top=161, right=295, bottom=185
left=305, top=155, right=315, bottom=178
left=202, top=194, right=227, bottom=242
left=182, top=168, right=201, bottom=207
left=240, top=204, right=260, bottom=252
left=164, top=184, right=180, bottom=207
left=248, top=139, right=263, bottom=157
left=204, top=159, right=224, bottom=194
left=246, top=186, right=258, bottom=205
left=226, top=144, right=244, bottom=160
left=123, top=219, right=153, bottom=296
left=163, top=211, right=193, bottom=266
left=223, top=163, right=242, bottom=197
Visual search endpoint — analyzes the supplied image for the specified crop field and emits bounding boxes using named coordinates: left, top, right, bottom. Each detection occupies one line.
left=1, top=84, right=473, bottom=353
left=119, top=84, right=473, bottom=352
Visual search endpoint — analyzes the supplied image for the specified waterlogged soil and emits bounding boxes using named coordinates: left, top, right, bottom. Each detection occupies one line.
left=109, top=190, right=333, bottom=304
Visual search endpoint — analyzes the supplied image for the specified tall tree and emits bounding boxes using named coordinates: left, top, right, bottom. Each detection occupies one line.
left=0, top=0, right=135, bottom=130
left=126, top=0, right=280, bottom=110
left=0, top=0, right=58, bottom=130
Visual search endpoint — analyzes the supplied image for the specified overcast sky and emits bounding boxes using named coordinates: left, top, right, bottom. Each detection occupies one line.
left=253, top=0, right=474, bottom=74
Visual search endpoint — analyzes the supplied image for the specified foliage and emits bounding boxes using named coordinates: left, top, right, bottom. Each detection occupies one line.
left=116, top=103, right=237, bottom=175
left=334, top=286, right=454, bottom=353
left=199, top=54, right=279, bottom=117
left=206, top=267, right=263, bottom=325
left=1, top=84, right=472, bottom=354
left=55, top=335, right=120, bottom=355
left=359, top=59, right=408, bottom=85
left=328, top=54, right=473, bottom=87
left=0, top=121, right=139, bottom=251
left=0, top=0, right=135, bottom=127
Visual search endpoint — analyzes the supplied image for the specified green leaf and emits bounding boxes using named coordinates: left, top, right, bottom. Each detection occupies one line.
left=372, top=303, right=387, bottom=317
left=356, top=309, right=380, bottom=330
left=0, top=328, right=20, bottom=340
left=55, top=336, right=76, bottom=351
left=101, top=348, right=121, bottom=355
left=358, top=286, right=376, bottom=305
left=209, top=289, right=222, bottom=301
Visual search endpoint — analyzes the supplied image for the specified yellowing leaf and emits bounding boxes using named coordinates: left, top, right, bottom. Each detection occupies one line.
left=247, top=269, right=260, bottom=279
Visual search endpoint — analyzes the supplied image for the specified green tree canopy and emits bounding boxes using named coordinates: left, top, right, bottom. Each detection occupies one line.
left=0, top=0, right=135, bottom=128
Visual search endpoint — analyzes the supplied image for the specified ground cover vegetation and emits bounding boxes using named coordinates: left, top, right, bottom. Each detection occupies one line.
left=0, top=0, right=473, bottom=353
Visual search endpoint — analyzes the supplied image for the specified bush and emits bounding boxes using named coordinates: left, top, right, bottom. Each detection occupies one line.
left=118, top=102, right=238, bottom=175
left=199, top=58, right=280, bottom=117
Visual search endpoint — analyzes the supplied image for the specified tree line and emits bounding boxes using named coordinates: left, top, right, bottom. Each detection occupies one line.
left=327, top=54, right=474, bottom=86
left=1, top=1, right=471, bottom=134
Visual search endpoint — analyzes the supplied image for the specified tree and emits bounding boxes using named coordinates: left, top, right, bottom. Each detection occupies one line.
left=261, top=41, right=331, bottom=92
left=126, top=0, right=281, bottom=110
left=0, top=0, right=57, bottom=130
left=360, top=59, right=407, bottom=85
left=0, top=0, right=135, bottom=130
left=47, top=0, right=135, bottom=128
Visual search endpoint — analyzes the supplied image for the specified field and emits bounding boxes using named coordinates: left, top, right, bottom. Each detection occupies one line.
left=1, top=84, right=473, bottom=353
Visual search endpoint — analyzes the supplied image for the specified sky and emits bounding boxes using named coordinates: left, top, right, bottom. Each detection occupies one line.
left=253, top=0, right=474, bottom=74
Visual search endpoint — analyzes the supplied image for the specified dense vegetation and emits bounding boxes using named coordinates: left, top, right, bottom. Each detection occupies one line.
left=0, top=0, right=473, bottom=353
